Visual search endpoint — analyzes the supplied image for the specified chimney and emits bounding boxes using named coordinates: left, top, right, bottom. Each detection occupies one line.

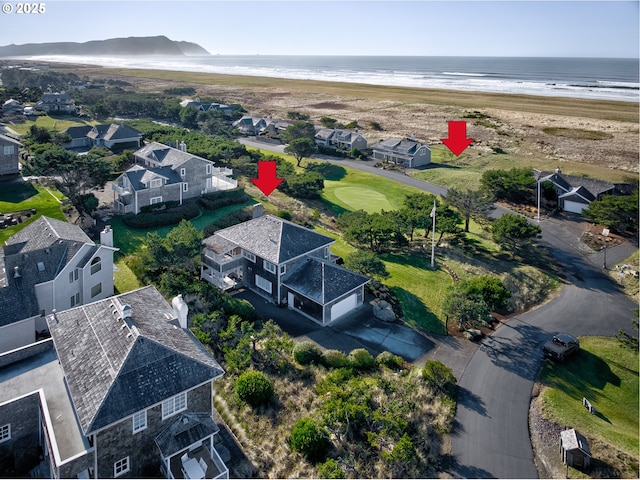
left=172, top=294, right=188, bottom=329
left=179, top=141, right=187, bottom=152
left=100, top=225, right=114, bottom=248
left=555, top=166, right=562, bottom=174
left=252, top=203, right=264, bottom=219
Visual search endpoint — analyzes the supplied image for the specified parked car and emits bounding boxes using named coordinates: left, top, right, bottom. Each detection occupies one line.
left=543, top=333, right=579, bottom=361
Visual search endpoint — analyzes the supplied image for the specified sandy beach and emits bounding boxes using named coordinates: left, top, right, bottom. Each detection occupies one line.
left=59, top=63, right=640, bottom=178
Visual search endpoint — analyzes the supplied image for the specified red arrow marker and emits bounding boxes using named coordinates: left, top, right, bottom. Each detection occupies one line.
left=441, top=121, right=474, bottom=156
left=251, top=161, right=284, bottom=196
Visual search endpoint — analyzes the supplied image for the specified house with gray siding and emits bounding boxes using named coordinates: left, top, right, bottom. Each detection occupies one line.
left=0, top=286, right=229, bottom=479
left=201, top=214, right=370, bottom=325
left=0, top=217, right=116, bottom=354
left=33, top=92, right=76, bottom=114
left=65, top=124, right=142, bottom=151
left=0, top=134, right=21, bottom=176
left=112, top=142, right=236, bottom=215
left=314, top=128, right=368, bottom=150
left=371, top=137, right=431, bottom=168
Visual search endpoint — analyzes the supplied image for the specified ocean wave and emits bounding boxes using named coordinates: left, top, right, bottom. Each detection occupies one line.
left=442, top=71, right=488, bottom=77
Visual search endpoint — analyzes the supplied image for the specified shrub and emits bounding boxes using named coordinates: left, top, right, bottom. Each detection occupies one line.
left=348, top=348, right=375, bottom=370
left=422, top=360, right=457, bottom=398
left=222, top=297, right=258, bottom=321
left=293, top=341, right=322, bottom=365
left=139, top=200, right=180, bottom=213
left=289, top=418, right=330, bottom=461
left=122, top=203, right=199, bottom=229
left=235, top=370, right=274, bottom=407
left=317, top=458, right=345, bottom=478
left=198, top=188, right=249, bottom=211
left=375, top=351, right=404, bottom=369
left=321, top=349, right=352, bottom=369
left=276, top=210, right=292, bottom=221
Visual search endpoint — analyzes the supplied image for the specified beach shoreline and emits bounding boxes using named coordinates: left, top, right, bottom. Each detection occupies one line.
left=16, top=61, right=640, bottom=176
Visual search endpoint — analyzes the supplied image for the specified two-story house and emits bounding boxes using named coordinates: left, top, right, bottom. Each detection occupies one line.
left=201, top=214, right=370, bottom=325
left=33, top=92, right=76, bottom=114
left=180, top=99, right=234, bottom=116
left=232, top=116, right=269, bottom=136
left=65, top=124, right=143, bottom=151
left=314, top=128, right=368, bottom=150
left=0, top=134, right=21, bottom=176
left=112, top=142, right=236, bottom=215
left=0, top=285, right=229, bottom=479
left=371, top=137, right=431, bottom=168
left=0, top=216, right=116, bottom=353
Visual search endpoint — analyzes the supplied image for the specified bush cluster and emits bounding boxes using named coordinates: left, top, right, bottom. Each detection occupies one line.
left=122, top=203, right=200, bottom=229
left=203, top=208, right=253, bottom=237
left=289, top=418, right=331, bottom=461
left=139, top=200, right=180, bottom=213
left=375, top=351, right=404, bottom=369
left=197, top=188, right=249, bottom=211
left=235, top=370, right=274, bottom=407
left=293, top=341, right=322, bottom=365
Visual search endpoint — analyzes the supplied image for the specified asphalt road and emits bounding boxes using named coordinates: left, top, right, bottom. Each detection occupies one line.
left=239, top=137, right=638, bottom=478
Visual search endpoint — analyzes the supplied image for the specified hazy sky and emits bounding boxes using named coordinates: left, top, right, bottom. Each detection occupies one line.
left=1, top=1, right=638, bottom=57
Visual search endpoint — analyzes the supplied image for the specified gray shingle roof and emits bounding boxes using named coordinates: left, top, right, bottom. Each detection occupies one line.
left=46, top=285, right=224, bottom=435
left=65, top=126, right=92, bottom=140
left=0, top=133, right=23, bottom=146
left=0, top=217, right=93, bottom=327
left=135, top=142, right=213, bottom=170
left=155, top=413, right=219, bottom=457
left=283, top=257, right=370, bottom=304
left=123, top=164, right=182, bottom=190
left=208, top=215, right=334, bottom=264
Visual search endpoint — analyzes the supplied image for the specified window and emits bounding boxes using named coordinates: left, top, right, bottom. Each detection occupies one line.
left=162, top=392, right=187, bottom=419
left=255, top=275, right=272, bottom=294
left=132, top=410, right=147, bottom=433
left=150, top=178, right=162, bottom=188
left=180, top=168, right=186, bottom=177
left=91, top=283, right=102, bottom=298
left=3, top=145, right=15, bottom=155
left=182, top=183, right=188, bottom=192
left=242, top=251, right=256, bottom=262
left=70, top=292, right=80, bottom=307
left=114, top=457, right=130, bottom=477
left=150, top=196, right=163, bottom=205
left=280, top=264, right=286, bottom=275
left=69, top=271, right=74, bottom=283
left=263, top=260, right=276, bottom=274
left=206, top=164, right=212, bottom=175
left=90, top=257, right=101, bottom=275
left=0, top=424, right=10, bottom=443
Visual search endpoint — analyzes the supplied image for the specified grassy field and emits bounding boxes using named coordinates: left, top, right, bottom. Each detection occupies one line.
left=8, top=114, right=98, bottom=135
left=0, top=183, right=66, bottom=244
left=113, top=256, right=142, bottom=294
left=539, top=337, right=639, bottom=468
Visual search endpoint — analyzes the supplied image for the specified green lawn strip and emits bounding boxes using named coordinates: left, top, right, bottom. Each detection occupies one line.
left=113, top=256, right=142, bottom=294
left=0, top=184, right=65, bottom=244
left=9, top=116, right=98, bottom=135
left=380, top=253, right=451, bottom=334
left=539, top=336, right=639, bottom=458
left=109, top=200, right=256, bottom=255
left=309, top=225, right=356, bottom=259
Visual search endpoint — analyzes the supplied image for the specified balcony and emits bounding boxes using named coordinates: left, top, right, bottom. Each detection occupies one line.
left=112, top=183, right=132, bottom=196
left=202, top=252, right=243, bottom=273
left=114, top=200, right=135, bottom=214
left=167, top=444, right=228, bottom=479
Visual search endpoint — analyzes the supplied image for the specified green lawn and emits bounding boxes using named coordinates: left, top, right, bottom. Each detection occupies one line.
left=109, top=199, right=256, bottom=255
left=113, top=256, right=142, bottom=294
left=539, top=336, right=639, bottom=459
left=9, top=115, right=98, bottom=135
left=0, top=183, right=65, bottom=244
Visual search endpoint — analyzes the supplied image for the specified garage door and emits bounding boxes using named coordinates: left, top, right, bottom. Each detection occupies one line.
left=330, top=294, right=357, bottom=322
left=563, top=200, right=587, bottom=214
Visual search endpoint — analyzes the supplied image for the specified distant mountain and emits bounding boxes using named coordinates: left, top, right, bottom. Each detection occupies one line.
left=0, top=35, right=210, bottom=57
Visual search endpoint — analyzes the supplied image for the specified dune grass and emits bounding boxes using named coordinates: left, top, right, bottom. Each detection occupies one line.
left=0, top=183, right=65, bottom=244
left=539, top=336, right=639, bottom=460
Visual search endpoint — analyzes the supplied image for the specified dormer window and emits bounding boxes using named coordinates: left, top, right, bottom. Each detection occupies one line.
left=180, top=168, right=186, bottom=177
left=150, top=178, right=162, bottom=188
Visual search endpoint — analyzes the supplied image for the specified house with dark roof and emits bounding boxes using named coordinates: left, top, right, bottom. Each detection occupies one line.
left=112, top=142, right=236, bottom=215
left=2, top=98, right=23, bottom=115
left=371, top=137, right=431, bottom=168
left=180, top=99, right=234, bottom=116
left=232, top=116, right=269, bottom=136
left=0, top=286, right=229, bottom=479
left=0, top=134, right=21, bottom=176
left=0, top=217, right=116, bottom=354
left=315, top=128, right=368, bottom=151
left=34, top=92, right=76, bottom=114
left=534, top=168, right=621, bottom=214
left=65, top=123, right=142, bottom=151
left=201, top=215, right=370, bottom=325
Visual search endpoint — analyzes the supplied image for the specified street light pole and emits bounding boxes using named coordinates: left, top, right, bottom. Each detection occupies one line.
left=537, top=180, right=541, bottom=222
left=602, top=245, right=607, bottom=269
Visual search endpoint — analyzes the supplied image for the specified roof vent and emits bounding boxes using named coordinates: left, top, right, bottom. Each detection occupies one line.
left=45, top=248, right=50, bottom=254
left=37, top=262, right=45, bottom=272
left=182, top=417, right=189, bottom=425
left=13, top=266, right=20, bottom=278
left=122, top=304, right=132, bottom=319
left=23, top=253, right=29, bottom=259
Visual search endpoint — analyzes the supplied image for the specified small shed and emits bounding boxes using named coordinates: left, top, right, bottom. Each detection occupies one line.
left=560, top=428, right=592, bottom=470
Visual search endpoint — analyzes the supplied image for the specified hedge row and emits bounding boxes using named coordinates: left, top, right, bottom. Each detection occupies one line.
left=122, top=202, right=200, bottom=229
left=293, top=342, right=404, bottom=371
left=198, top=188, right=249, bottom=211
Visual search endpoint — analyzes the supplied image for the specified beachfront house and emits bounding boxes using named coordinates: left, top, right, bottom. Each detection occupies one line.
left=371, top=137, right=431, bottom=168
left=33, top=92, right=76, bottom=114
left=112, top=141, right=236, bottom=215
left=65, top=123, right=143, bottom=151
left=314, top=128, right=368, bottom=151
left=201, top=214, right=370, bottom=325
left=232, top=116, right=269, bottom=136
left=0, top=134, right=21, bottom=176
left=0, top=217, right=116, bottom=354
left=180, top=99, right=235, bottom=116
left=0, top=285, right=229, bottom=479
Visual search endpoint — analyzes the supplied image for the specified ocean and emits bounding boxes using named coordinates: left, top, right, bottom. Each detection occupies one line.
left=20, top=55, right=640, bottom=102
